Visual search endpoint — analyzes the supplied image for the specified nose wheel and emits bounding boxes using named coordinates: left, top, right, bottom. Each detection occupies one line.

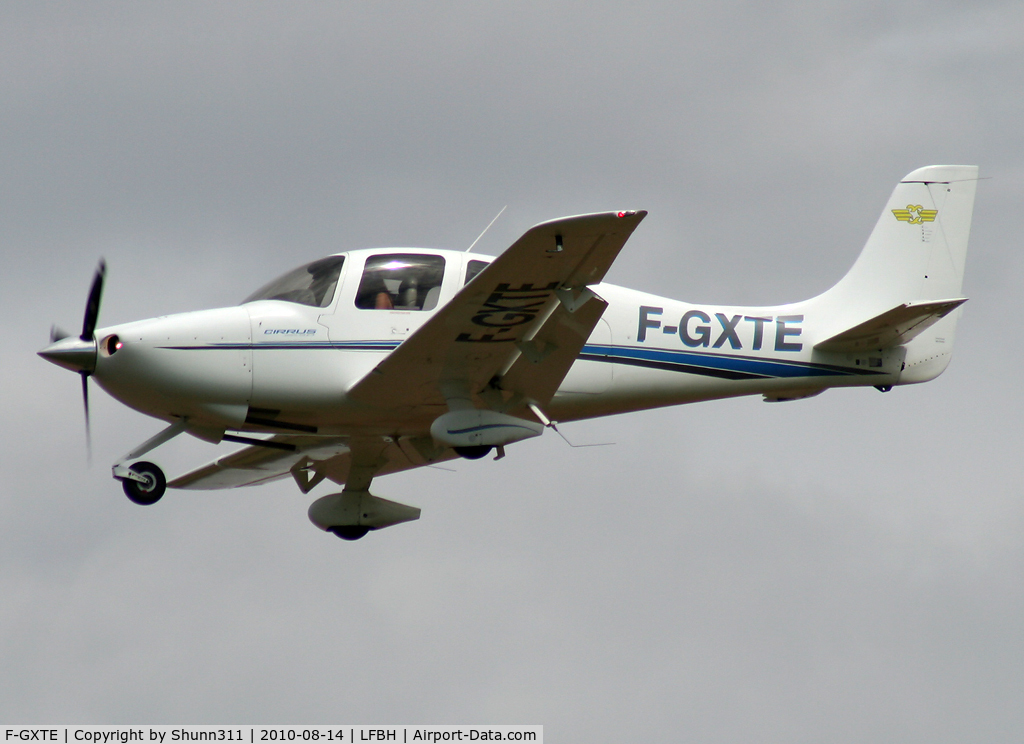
left=120, top=461, right=166, bottom=505
left=111, top=419, right=185, bottom=505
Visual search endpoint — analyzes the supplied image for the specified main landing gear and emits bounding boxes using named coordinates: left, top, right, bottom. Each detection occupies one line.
left=328, top=525, right=371, bottom=541
left=453, top=445, right=492, bottom=460
left=307, top=437, right=421, bottom=540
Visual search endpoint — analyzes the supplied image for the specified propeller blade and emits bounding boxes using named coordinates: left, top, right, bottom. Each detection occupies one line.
left=81, top=259, right=106, bottom=341
left=49, top=324, right=69, bottom=343
left=81, top=371, right=92, bottom=463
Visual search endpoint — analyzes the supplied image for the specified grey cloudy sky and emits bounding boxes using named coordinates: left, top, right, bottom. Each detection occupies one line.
left=3, top=1, right=1023, bottom=739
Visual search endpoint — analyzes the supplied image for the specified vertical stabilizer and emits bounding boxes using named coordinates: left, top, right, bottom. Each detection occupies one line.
left=814, top=165, right=978, bottom=383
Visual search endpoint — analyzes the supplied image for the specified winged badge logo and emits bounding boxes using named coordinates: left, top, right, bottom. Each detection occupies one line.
left=892, top=205, right=938, bottom=224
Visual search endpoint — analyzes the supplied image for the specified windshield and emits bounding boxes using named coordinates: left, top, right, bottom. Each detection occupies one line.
left=242, top=256, right=345, bottom=308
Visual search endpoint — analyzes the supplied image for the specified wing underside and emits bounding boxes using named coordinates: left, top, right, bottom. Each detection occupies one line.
left=169, top=435, right=457, bottom=491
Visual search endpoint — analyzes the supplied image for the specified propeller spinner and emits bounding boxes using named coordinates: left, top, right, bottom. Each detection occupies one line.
left=38, top=260, right=106, bottom=457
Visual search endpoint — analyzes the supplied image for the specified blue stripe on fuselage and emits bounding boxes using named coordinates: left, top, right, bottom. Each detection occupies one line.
left=580, top=344, right=881, bottom=380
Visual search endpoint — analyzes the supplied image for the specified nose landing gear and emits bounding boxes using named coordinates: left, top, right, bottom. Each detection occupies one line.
left=120, top=461, right=166, bottom=505
left=112, top=418, right=185, bottom=505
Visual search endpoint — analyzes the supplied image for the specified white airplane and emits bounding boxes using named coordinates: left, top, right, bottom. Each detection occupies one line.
left=39, top=165, right=978, bottom=540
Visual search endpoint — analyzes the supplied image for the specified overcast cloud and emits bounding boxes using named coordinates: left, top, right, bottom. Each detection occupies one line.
left=3, top=2, right=1023, bottom=740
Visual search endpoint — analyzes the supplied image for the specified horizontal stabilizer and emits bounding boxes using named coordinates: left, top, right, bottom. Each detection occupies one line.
left=815, top=298, right=967, bottom=353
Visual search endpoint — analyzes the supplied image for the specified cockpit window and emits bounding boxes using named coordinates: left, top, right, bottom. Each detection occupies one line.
left=355, top=254, right=445, bottom=310
left=242, top=256, right=345, bottom=308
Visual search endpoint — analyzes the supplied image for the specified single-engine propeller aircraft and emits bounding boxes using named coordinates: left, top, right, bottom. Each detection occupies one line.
left=39, top=165, right=978, bottom=540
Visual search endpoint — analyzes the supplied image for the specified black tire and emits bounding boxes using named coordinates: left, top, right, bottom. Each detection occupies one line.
left=122, top=461, right=166, bottom=505
left=328, top=526, right=370, bottom=541
left=454, top=445, right=492, bottom=460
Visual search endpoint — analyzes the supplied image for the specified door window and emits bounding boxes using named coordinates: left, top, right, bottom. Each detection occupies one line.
left=355, top=254, right=446, bottom=310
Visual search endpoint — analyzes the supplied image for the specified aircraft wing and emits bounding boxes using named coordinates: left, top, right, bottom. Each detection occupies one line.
left=346, top=210, right=646, bottom=410
left=168, top=435, right=457, bottom=491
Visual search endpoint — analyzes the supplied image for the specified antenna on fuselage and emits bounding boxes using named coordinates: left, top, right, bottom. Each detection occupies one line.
left=465, top=205, right=507, bottom=253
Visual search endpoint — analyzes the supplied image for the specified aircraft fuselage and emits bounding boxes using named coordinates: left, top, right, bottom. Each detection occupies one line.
left=87, top=246, right=910, bottom=440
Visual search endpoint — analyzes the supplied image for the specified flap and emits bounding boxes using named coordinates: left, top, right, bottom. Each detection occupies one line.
left=500, top=292, right=608, bottom=408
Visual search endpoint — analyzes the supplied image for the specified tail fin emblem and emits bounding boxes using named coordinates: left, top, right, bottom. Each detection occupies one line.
left=892, top=205, right=938, bottom=224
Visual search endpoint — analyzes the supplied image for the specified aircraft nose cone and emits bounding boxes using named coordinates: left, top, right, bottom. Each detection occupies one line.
left=38, top=336, right=97, bottom=374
